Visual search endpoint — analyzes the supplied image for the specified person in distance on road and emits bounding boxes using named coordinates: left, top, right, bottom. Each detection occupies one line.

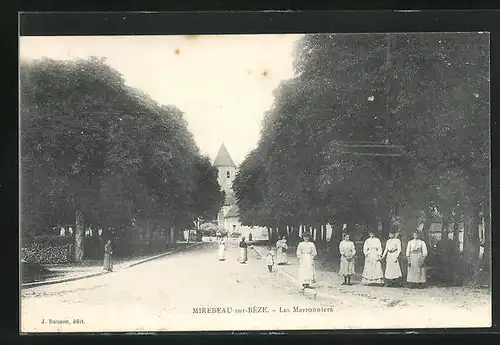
left=103, top=239, right=114, bottom=272
left=276, top=236, right=289, bottom=265
left=339, top=233, right=356, bottom=285
left=239, top=237, right=248, bottom=263
left=265, top=247, right=275, bottom=272
left=218, top=236, right=226, bottom=261
left=296, top=232, right=317, bottom=289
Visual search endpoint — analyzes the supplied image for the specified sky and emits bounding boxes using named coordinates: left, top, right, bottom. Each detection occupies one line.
left=19, top=34, right=303, bottom=165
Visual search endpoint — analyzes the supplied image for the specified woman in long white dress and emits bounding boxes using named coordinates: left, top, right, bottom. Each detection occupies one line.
left=406, top=231, right=428, bottom=288
left=381, top=232, right=402, bottom=287
left=276, top=236, right=288, bottom=265
left=339, top=233, right=356, bottom=285
left=218, top=237, right=226, bottom=261
left=296, top=233, right=317, bottom=289
left=361, top=231, right=384, bottom=285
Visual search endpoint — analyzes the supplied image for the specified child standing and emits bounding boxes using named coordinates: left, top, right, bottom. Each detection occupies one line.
left=265, top=247, right=275, bottom=272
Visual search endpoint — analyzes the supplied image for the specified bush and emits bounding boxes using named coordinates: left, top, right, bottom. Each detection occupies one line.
left=22, top=234, right=73, bottom=247
left=21, top=234, right=74, bottom=264
left=21, top=244, right=72, bottom=264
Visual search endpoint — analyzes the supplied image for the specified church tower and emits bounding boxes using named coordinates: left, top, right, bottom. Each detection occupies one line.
left=214, top=143, right=237, bottom=206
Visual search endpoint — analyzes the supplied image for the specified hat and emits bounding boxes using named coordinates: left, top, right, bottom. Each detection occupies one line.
left=302, top=232, right=311, bottom=238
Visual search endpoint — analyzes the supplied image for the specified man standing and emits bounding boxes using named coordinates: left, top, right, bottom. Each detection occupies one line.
left=436, top=235, right=457, bottom=286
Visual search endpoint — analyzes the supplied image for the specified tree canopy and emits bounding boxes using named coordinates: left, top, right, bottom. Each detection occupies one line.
left=233, top=33, right=490, bottom=275
left=21, top=57, right=224, bottom=248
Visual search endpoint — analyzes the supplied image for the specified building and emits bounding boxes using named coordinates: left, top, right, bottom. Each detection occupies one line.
left=214, top=144, right=267, bottom=240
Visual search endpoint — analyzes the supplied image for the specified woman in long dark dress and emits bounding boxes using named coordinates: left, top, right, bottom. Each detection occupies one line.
left=103, top=240, right=113, bottom=272
left=239, top=237, right=248, bottom=263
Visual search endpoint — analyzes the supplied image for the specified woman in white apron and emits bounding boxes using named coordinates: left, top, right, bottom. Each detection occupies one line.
left=296, top=233, right=317, bottom=289
left=218, top=237, right=226, bottom=261
left=276, top=236, right=288, bottom=265
left=361, top=231, right=384, bottom=285
left=381, top=232, right=402, bottom=286
left=406, top=231, right=428, bottom=288
left=339, top=233, right=356, bottom=285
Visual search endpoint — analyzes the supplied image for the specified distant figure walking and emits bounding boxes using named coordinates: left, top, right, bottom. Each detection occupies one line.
left=382, top=232, right=402, bottom=286
left=248, top=232, right=253, bottom=243
left=296, top=232, right=317, bottom=289
left=276, top=236, right=288, bottom=265
left=406, top=231, right=428, bottom=288
left=239, top=237, right=248, bottom=263
left=103, top=240, right=113, bottom=272
left=361, top=231, right=384, bottom=286
left=339, top=233, right=356, bottom=285
left=265, top=247, right=275, bottom=272
left=218, top=237, right=226, bottom=261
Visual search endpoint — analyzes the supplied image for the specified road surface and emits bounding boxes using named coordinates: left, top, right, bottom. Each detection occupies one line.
left=21, top=241, right=491, bottom=332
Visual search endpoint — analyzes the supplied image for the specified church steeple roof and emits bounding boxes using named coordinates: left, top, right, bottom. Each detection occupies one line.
left=214, top=143, right=236, bottom=167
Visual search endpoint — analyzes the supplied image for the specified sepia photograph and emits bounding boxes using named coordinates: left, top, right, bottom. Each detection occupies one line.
left=19, top=29, right=491, bottom=332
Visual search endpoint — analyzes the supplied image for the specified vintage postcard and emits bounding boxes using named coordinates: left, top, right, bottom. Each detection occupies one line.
left=19, top=26, right=491, bottom=332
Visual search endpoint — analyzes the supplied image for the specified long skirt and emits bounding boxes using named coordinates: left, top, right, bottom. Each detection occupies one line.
left=361, top=256, right=384, bottom=285
left=103, top=253, right=113, bottom=271
left=339, top=256, right=355, bottom=276
left=384, top=252, right=402, bottom=280
left=218, top=245, right=226, bottom=260
left=276, top=247, right=288, bottom=264
left=407, top=253, right=426, bottom=283
left=239, top=248, right=248, bottom=263
left=298, top=255, right=316, bottom=285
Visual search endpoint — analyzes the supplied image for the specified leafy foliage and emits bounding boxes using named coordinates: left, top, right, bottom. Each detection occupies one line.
left=21, top=57, right=224, bottom=250
left=234, top=33, right=490, bottom=279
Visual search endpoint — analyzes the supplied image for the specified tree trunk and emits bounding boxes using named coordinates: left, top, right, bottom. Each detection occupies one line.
left=463, top=205, right=481, bottom=281
left=422, top=219, right=432, bottom=248
left=293, top=224, right=298, bottom=244
left=422, top=208, right=433, bottom=246
left=267, top=227, right=272, bottom=247
left=147, top=225, right=153, bottom=253
left=381, top=213, right=391, bottom=242
left=442, top=210, right=451, bottom=241
left=330, top=222, right=343, bottom=257
left=74, top=210, right=85, bottom=262
left=170, top=227, right=176, bottom=249
left=274, top=227, right=280, bottom=243
left=453, top=207, right=462, bottom=248
left=278, top=225, right=287, bottom=238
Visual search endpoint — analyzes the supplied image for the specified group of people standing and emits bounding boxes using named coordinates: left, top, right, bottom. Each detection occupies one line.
left=216, top=234, right=291, bottom=273
left=214, top=228, right=429, bottom=290
left=280, top=230, right=429, bottom=290
left=217, top=236, right=250, bottom=263
left=339, top=231, right=428, bottom=288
